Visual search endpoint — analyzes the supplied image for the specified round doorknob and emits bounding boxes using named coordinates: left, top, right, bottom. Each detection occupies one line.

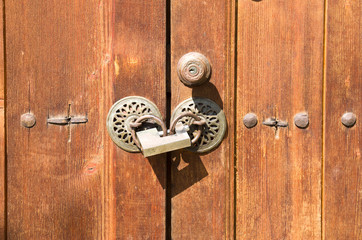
left=177, top=52, right=211, bottom=87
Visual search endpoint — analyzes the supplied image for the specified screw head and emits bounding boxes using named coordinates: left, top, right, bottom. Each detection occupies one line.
left=177, top=52, right=211, bottom=87
left=243, top=113, right=258, bottom=128
left=294, top=112, right=309, bottom=129
left=21, top=113, right=36, bottom=128
left=341, top=112, right=356, bottom=128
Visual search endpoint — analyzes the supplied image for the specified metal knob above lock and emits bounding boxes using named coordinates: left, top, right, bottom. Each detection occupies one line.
left=106, top=96, right=227, bottom=156
left=177, top=52, right=212, bottom=87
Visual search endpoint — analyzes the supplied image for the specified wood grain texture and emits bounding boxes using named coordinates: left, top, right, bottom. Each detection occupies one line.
left=5, top=1, right=113, bottom=238
left=236, top=1, right=324, bottom=239
left=113, top=0, right=167, bottom=238
left=324, top=0, right=362, bottom=239
left=0, top=0, right=5, bottom=238
left=6, top=0, right=167, bottom=238
left=0, top=101, right=4, bottom=239
left=170, top=0, right=235, bottom=238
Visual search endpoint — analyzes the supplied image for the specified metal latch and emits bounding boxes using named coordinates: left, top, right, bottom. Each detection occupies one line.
left=129, top=114, right=205, bottom=157
left=106, top=96, right=226, bottom=155
left=135, top=123, right=191, bottom=157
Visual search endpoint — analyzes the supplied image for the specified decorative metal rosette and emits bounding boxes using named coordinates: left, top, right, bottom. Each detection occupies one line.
left=106, top=96, right=163, bottom=152
left=170, top=97, right=226, bottom=153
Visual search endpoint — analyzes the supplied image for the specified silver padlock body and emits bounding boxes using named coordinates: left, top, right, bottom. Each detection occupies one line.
left=136, top=128, right=191, bottom=157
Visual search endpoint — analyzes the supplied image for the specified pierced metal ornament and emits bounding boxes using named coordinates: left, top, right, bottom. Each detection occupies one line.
left=106, top=96, right=163, bottom=152
left=170, top=97, right=227, bottom=153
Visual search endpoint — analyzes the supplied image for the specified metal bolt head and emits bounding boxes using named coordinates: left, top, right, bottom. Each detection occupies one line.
left=243, top=113, right=258, bottom=128
left=177, top=52, right=211, bottom=87
left=294, top=112, right=309, bottom=129
left=341, top=112, right=356, bottom=128
left=21, top=113, right=36, bottom=128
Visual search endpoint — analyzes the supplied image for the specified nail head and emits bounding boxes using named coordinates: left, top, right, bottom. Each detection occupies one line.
left=243, top=113, right=258, bottom=128
left=21, top=113, right=36, bottom=128
left=341, top=112, right=356, bottom=128
left=294, top=112, right=309, bottom=129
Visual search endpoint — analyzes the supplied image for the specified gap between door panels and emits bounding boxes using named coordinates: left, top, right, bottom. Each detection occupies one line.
left=165, top=0, right=172, bottom=238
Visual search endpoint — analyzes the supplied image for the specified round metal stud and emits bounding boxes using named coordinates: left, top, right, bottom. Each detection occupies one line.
left=294, top=112, right=309, bottom=129
left=177, top=52, right=211, bottom=87
left=170, top=97, right=226, bottom=153
left=21, top=113, right=36, bottom=128
left=106, top=96, right=163, bottom=152
left=341, top=112, right=356, bottom=128
left=243, top=113, right=258, bottom=128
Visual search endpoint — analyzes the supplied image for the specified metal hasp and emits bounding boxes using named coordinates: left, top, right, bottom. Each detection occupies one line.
left=171, top=97, right=227, bottom=153
left=262, top=118, right=288, bottom=128
left=47, top=116, right=88, bottom=125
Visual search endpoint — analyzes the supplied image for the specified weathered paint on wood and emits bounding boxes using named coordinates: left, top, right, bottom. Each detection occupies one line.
left=170, top=0, right=235, bottom=238
left=324, top=0, right=362, bottom=239
left=236, top=1, right=324, bottom=239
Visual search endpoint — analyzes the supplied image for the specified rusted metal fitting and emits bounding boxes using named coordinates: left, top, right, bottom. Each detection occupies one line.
left=129, top=115, right=168, bottom=149
left=21, top=113, right=36, bottom=128
left=294, top=112, right=309, bottom=129
left=243, top=113, right=258, bottom=128
left=263, top=118, right=288, bottom=128
left=177, top=52, right=211, bottom=87
left=169, top=112, right=206, bottom=144
left=341, top=112, right=356, bottom=128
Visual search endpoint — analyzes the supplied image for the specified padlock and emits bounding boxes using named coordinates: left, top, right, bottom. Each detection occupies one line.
left=136, top=123, right=191, bottom=157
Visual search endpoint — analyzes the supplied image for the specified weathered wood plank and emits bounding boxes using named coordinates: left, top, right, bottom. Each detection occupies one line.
left=170, top=0, right=235, bottom=238
left=0, top=0, right=5, bottom=238
left=113, top=0, right=167, bottom=238
left=0, top=100, right=4, bottom=239
left=236, top=1, right=324, bottom=239
left=324, top=0, right=362, bottom=239
left=5, top=1, right=112, bottom=238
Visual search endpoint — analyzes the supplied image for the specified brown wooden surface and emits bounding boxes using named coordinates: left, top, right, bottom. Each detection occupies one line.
left=0, top=101, right=4, bottom=239
left=0, top=0, right=5, bottom=238
left=324, top=0, right=362, bottom=239
left=236, top=1, right=324, bottom=239
left=113, top=0, right=167, bottom=238
left=5, top=1, right=110, bottom=238
left=5, top=0, right=167, bottom=239
left=170, top=0, right=235, bottom=238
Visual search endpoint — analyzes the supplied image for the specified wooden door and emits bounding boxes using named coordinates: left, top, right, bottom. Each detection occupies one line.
left=1, top=0, right=361, bottom=239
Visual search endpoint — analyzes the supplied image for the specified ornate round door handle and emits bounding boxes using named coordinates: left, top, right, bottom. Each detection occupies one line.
left=106, top=96, right=163, bottom=152
left=177, top=52, right=212, bottom=87
left=170, top=97, right=227, bottom=153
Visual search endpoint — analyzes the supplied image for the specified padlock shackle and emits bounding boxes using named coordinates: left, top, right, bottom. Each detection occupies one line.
left=169, top=112, right=206, bottom=145
left=129, top=115, right=167, bottom=150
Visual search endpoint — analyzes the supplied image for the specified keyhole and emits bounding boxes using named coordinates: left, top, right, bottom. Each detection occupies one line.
left=189, top=66, right=198, bottom=75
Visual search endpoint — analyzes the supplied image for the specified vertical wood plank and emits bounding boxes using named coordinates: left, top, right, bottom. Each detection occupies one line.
left=5, top=1, right=114, bottom=238
left=236, top=1, right=324, bottom=239
left=324, top=0, right=362, bottom=239
left=0, top=0, right=5, bottom=237
left=113, top=0, right=167, bottom=238
left=0, top=102, right=4, bottom=239
left=170, top=0, right=235, bottom=238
